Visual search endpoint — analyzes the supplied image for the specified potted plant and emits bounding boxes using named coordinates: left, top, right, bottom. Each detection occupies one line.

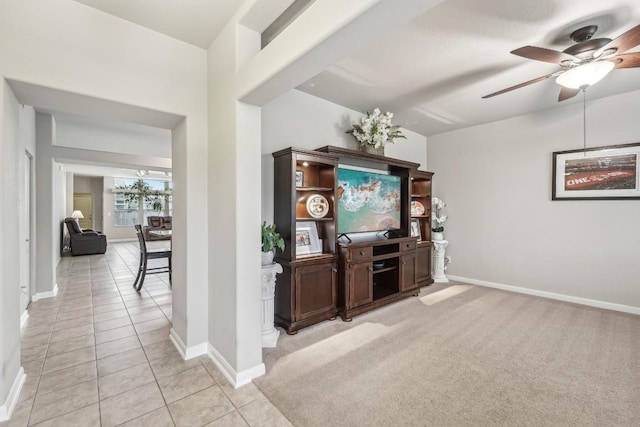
left=261, top=221, right=285, bottom=265
left=431, top=197, right=447, bottom=241
left=346, top=108, right=406, bottom=156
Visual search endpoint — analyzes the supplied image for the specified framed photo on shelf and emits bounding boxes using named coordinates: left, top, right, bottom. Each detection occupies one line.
left=295, top=170, right=304, bottom=187
left=552, top=142, right=640, bottom=200
left=295, top=221, right=322, bottom=256
left=410, top=218, right=421, bottom=241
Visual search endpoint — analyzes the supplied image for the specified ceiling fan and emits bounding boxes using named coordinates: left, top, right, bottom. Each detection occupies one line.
left=483, top=24, right=640, bottom=101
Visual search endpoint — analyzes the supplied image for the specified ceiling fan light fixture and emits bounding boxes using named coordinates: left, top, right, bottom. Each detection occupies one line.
left=556, top=61, right=614, bottom=89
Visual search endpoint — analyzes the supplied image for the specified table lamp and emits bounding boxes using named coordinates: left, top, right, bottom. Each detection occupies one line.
left=71, top=210, right=84, bottom=226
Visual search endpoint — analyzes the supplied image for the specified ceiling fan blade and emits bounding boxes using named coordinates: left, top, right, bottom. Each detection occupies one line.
left=610, top=51, right=640, bottom=69
left=597, top=24, right=640, bottom=56
left=482, top=73, right=556, bottom=99
left=558, top=86, right=580, bottom=102
left=511, top=46, right=577, bottom=64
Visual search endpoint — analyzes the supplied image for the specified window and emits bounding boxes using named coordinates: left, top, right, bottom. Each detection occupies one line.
left=113, top=178, right=172, bottom=227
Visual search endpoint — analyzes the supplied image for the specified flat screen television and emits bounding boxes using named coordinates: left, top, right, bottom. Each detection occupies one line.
left=337, top=167, right=402, bottom=234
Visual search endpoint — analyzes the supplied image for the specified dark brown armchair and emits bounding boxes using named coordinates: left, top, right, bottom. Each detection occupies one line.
left=64, top=218, right=107, bottom=256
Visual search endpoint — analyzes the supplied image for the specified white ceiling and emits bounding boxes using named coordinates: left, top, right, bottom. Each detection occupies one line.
left=70, top=0, right=640, bottom=137
left=297, top=0, right=640, bottom=136
left=72, top=0, right=244, bottom=49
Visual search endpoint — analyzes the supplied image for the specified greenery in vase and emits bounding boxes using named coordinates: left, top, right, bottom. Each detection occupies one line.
left=431, top=197, right=447, bottom=233
left=346, top=108, right=406, bottom=149
left=261, top=222, right=285, bottom=253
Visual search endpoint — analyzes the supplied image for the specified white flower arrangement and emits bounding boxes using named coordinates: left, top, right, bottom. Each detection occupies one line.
left=431, top=197, right=447, bottom=233
left=346, top=108, right=406, bottom=148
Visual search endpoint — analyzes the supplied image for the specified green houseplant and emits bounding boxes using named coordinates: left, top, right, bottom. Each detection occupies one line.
left=261, top=221, right=285, bottom=265
left=116, top=179, right=170, bottom=213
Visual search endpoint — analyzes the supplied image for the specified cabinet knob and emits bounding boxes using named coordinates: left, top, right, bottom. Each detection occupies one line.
left=368, top=266, right=373, bottom=272
left=360, top=251, right=365, bottom=256
left=332, top=268, right=337, bottom=273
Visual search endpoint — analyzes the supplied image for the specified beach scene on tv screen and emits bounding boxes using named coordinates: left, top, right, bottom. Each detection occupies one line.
left=337, top=167, right=401, bottom=234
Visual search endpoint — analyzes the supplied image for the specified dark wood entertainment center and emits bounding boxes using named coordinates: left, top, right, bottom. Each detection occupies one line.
left=272, top=146, right=433, bottom=334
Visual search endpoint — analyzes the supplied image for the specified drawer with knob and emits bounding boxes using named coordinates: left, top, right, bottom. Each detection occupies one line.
left=349, top=247, right=372, bottom=262
left=400, top=240, right=417, bottom=252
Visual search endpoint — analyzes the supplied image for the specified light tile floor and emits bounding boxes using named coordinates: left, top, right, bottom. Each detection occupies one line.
left=2, top=242, right=291, bottom=427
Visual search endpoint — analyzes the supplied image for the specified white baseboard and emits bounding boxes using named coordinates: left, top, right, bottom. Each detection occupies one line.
left=107, top=238, right=136, bottom=243
left=447, top=275, right=640, bottom=315
left=169, top=329, right=208, bottom=360
left=0, top=368, right=25, bottom=421
left=20, top=310, right=29, bottom=330
left=207, top=344, right=265, bottom=389
left=32, top=284, right=58, bottom=301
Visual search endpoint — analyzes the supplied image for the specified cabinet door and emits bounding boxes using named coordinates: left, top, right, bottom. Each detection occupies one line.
left=400, top=253, right=417, bottom=292
left=294, top=262, right=337, bottom=321
left=416, top=245, right=430, bottom=284
left=348, top=262, right=373, bottom=308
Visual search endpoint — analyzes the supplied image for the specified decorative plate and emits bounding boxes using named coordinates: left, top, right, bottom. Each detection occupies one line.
left=411, top=201, right=425, bottom=216
left=306, top=194, right=329, bottom=218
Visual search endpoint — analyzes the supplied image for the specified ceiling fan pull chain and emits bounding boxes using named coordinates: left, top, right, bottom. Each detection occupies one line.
left=583, top=88, right=587, bottom=156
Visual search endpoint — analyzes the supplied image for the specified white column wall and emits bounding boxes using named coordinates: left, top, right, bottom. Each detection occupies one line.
left=427, top=89, right=640, bottom=311
left=34, top=113, right=58, bottom=296
left=0, top=80, right=23, bottom=420
left=170, top=116, right=209, bottom=356
left=207, top=17, right=264, bottom=384
left=0, top=0, right=209, bottom=360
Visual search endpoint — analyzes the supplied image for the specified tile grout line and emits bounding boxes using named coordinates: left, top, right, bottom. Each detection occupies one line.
left=107, top=242, right=177, bottom=427
left=26, top=258, right=90, bottom=426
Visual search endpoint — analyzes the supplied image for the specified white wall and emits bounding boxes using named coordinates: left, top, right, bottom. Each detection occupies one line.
left=55, top=117, right=171, bottom=159
left=428, top=89, right=640, bottom=310
left=0, top=0, right=210, bottom=374
left=261, top=89, right=428, bottom=222
left=0, top=80, right=23, bottom=420
left=34, top=113, right=59, bottom=295
left=207, top=16, right=264, bottom=385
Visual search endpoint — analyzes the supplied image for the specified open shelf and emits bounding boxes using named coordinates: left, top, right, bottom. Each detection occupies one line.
left=296, top=186, right=333, bottom=192
left=373, top=285, right=397, bottom=301
left=372, top=266, right=396, bottom=275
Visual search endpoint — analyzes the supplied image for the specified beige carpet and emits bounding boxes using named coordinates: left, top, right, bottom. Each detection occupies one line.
left=256, top=282, right=640, bottom=426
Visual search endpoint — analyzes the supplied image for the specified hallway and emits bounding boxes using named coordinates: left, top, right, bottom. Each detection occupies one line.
left=2, top=242, right=289, bottom=426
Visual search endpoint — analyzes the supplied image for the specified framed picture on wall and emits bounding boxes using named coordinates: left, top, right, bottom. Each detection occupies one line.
left=552, top=142, right=640, bottom=200
left=410, top=218, right=421, bottom=241
left=295, top=170, right=304, bottom=187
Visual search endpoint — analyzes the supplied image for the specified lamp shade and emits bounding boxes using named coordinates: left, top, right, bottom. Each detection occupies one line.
left=556, top=61, right=614, bottom=89
left=71, top=210, right=84, bottom=219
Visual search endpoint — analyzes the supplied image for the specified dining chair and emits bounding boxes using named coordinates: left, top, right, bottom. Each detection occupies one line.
left=133, top=224, right=172, bottom=292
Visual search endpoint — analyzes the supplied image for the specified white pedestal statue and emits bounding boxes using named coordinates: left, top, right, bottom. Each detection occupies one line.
left=432, top=240, right=449, bottom=283
left=261, top=262, right=283, bottom=348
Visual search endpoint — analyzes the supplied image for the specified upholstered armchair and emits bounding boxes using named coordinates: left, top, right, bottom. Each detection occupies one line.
left=64, top=218, right=107, bottom=256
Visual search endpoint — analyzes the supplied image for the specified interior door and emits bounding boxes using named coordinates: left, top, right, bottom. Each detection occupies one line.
left=74, top=193, right=93, bottom=229
left=20, top=152, right=32, bottom=313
